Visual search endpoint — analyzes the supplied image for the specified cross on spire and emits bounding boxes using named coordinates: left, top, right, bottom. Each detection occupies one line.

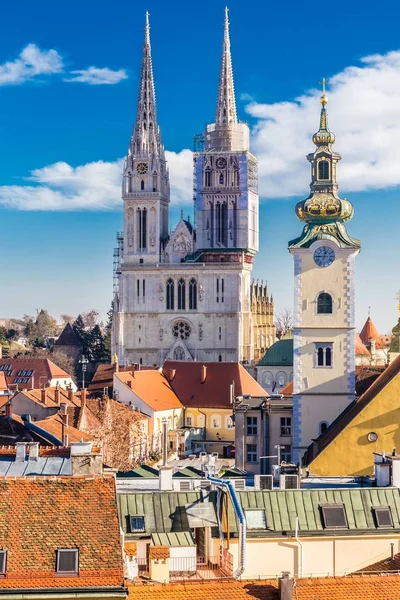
left=215, top=6, right=237, bottom=126
left=319, top=77, right=329, bottom=94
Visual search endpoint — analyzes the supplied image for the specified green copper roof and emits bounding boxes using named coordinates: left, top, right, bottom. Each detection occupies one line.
left=390, top=319, right=400, bottom=353
left=258, top=338, right=293, bottom=367
left=116, top=465, right=159, bottom=478
left=151, top=531, right=195, bottom=546
left=289, top=221, right=361, bottom=250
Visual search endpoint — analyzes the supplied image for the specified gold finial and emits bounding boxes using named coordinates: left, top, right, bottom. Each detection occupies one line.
left=112, top=353, right=119, bottom=365
left=319, top=77, right=329, bottom=105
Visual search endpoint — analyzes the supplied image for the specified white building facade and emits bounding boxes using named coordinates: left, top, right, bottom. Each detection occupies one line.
left=112, top=10, right=264, bottom=366
left=288, top=89, right=361, bottom=464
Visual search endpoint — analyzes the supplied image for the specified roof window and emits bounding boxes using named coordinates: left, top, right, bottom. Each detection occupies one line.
left=56, top=549, right=78, bottom=574
left=320, top=504, right=348, bottom=529
left=374, top=507, right=393, bottom=528
left=0, top=550, right=7, bottom=576
left=129, top=516, right=145, bottom=532
left=245, top=509, right=267, bottom=530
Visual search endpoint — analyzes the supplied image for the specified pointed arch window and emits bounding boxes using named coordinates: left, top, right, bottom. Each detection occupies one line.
left=189, top=278, right=197, bottom=310
left=317, top=347, right=324, bottom=366
left=318, top=160, right=330, bottom=180
left=173, top=346, right=185, bottom=361
left=205, top=167, right=211, bottom=187
left=141, top=180, right=145, bottom=191
left=177, top=278, right=186, bottom=310
left=219, top=173, right=224, bottom=185
left=153, top=172, right=157, bottom=192
left=317, top=292, right=333, bottom=314
left=166, top=279, right=174, bottom=310
left=136, top=208, right=147, bottom=251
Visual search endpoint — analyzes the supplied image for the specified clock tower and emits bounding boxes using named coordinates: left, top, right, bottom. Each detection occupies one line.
left=288, top=84, right=361, bottom=464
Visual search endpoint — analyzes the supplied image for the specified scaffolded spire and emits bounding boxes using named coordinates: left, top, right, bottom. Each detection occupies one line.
left=215, top=7, right=237, bottom=126
left=131, top=11, right=163, bottom=156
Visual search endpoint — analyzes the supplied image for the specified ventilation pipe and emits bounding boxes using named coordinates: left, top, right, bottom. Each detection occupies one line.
left=207, top=474, right=246, bottom=578
left=294, top=516, right=303, bottom=578
left=201, top=365, right=207, bottom=384
left=159, top=418, right=173, bottom=491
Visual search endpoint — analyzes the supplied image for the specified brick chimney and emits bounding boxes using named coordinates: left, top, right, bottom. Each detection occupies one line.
left=279, top=572, right=293, bottom=600
left=201, top=365, right=207, bottom=384
left=54, top=386, right=60, bottom=404
left=5, top=401, right=11, bottom=417
left=80, top=388, right=87, bottom=409
left=68, top=387, right=74, bottom=403
left=41, top=388, right=46, bottom=404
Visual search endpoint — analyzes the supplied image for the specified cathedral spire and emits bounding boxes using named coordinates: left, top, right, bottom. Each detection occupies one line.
left=131, top=11, right=163, bottom=156
left=216, top=7, right=237, bottom=126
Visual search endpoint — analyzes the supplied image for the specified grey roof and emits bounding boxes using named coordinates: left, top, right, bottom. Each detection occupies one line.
left=118, top=490, right=217, bottom=539
left=0, top=456, right=72, bottom=476
left=151, top=531, right=195, bottom=547
left=227, top=488, right=400, bottom=537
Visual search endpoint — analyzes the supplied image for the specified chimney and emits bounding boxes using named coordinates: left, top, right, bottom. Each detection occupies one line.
left=5, top=401, right=11, bottom=417
left=54, top=386, right=60, bottom=404
left=80, top=388, right=87, bottom=408
left=15, top=442, right=27, bottom=462
left=279, top=572, right=293, bottom=600
left=159, top=418, right=173, bottom=490
left=201, top=365, right=207, bottom=384
left=68, top=387, right=74, bottom=403
left=41, top=388, right=46, bottom=404
left=28, top=442, right=39, bottom=461
left=70, top=442, right=103, bottom=475
left=169, top=368, right=176, bottom=382
left=127, top=379, right=133, bottom=389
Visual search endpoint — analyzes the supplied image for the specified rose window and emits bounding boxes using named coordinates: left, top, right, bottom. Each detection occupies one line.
left=172, top=321, right=191, bottom=340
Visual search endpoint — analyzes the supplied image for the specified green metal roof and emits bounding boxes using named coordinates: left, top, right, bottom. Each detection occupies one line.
left=173, top=466, right=203, bottom=478
left=118, top=491, right=217, bottom=539
left=258, top=338, right=293, bottom=367
left=116, top=465, right=159, bottom=478
left=227, top=488, right=400, bottom=537
left=151, top=531, right=195, bottom=547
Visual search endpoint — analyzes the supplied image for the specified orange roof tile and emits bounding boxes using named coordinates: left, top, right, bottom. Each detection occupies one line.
left=280, top=381, right=293, bottom=395
left=116, top=370, right=182, bottom=412
left=360, top=317, right=386, bottom=348
left=15, top=386, right=82, bottom=409
left=355, top=332, right=370, bottom=355
left=149, top=546, right=170, bottom=560
left=128, top=575, right=400, bottom=599
left=32, top=413, right=93, bottom=443
left=163, top=361, right=268, bottom=409
left=124, top=542, right=137, bottom=557
left=88, top=363, right=156, bottom=394
left=0, top=476, right=124, bottom=591
left=355, top=552, right=400, bottom=573
left=0, top=358, right=72, bottom=389
left=0, top=372, right=7, bottom=391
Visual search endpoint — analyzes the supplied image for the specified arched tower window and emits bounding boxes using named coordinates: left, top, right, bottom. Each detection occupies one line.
left=317, top=347, right=324, bottom=366
left=177, top=279, right=186, bottom=310
left=141, top=180, right=145, bottom=190
left=318, top=160, right=329, bottom=180
left=317, top=292, right=333, bottom=314
left=205, top=167, right=211, bottom=187
left=153, top=172, right=157, bottom=192
left=325, top=347, right=332, bottom=366
left=219, top=173, right=224, bottom=185
left=166, top=279, right=174, bottom=310
left=189, top=278, right=197, bottom=310
left=136, top=208, right=147, bottom=251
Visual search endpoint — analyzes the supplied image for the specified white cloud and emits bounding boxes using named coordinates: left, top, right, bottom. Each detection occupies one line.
left=65, top=66, right=128, bottom=85
left=0, top=43, right=63, bottom=85
left=165, top=149, right=193, bottom=204
left=247, top=49, right=400, bottom=198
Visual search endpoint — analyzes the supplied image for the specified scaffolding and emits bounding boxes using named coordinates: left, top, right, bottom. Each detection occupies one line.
left=113, top=231, right=124, bottom=297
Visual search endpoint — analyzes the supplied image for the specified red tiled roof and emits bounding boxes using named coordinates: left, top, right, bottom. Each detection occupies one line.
left=280, top=381, right=293, bottom=395
left=0, top=372, right=7, bottom=391
left=0, top=476, right=124, bottom=591
left=0, top=358, right=72, bottom=389
left=14, top=387, right=82, bottom=409
left=128, top=575, right=400, bottom=599
left=88, top=363, right=155, bottom=394
left=32, top=413, right=93, bottom=443
left=355, top=332, right=370, bottom=355
left=360, top=317, right=386, bottom=349
left=163, top=361, right=268, bottom=409
left=356, top=552, right=400, bottom=573
left=116, top=370, right=183, bottom=411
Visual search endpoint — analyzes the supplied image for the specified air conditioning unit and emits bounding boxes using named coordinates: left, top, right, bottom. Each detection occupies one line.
left=188, top=454, right=196, bottom=459
left=211, top=452, right=219, bottom=458
left=254, top=474, right=273, bottom=491
left=179, top=480, right=192, bottom=491
left=280, top=474, right=300, bottom=490
left=200, top=480, right=211, bottom=489
left=233, top=479, right=246, bottom=491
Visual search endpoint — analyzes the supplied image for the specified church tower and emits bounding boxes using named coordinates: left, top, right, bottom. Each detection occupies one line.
left=288, top=83, right=361, bottom=464
left=195, top=8, right=258, bottom=253
left=122, top=12, right=169, bottom=265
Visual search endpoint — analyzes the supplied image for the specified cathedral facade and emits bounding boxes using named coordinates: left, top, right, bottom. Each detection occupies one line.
left=112, top=10, right=275, bottom=366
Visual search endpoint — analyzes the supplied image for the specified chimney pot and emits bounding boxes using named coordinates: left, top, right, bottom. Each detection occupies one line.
left=68, top=388, right=73, bottom=402
left=128, top=380, right=133, bottom=389
left=41, top=388, right=46, bottom=404
left=54, top=387, right=60, bottom=404
left=278, top=572, right=293, bottom=600
left=201, top=365, right=207, bottom=384
left=80, top=388, right=87, bottom=408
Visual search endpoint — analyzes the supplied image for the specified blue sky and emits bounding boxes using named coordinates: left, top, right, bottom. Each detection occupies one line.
left=0, top=0, right=399, bottom=333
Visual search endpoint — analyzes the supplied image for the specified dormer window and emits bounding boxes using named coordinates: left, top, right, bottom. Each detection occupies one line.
left=318, top=160, right=329, bottom=180
left=56, top=549, right=79, bottom=574
left=0, top=550, right=7, bottom=576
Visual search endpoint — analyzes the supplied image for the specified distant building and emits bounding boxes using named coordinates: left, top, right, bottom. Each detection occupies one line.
left=0, top=358, right=76, bottom=391
left=54, top=322, right=83, bottom=361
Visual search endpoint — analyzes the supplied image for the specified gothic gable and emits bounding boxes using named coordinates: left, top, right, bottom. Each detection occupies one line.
left=165, top=219, right=194, bottom=263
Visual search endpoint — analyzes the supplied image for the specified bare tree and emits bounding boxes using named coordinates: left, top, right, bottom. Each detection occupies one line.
left=275, top=308, right=293, bottom=339
left=81, top=310, right=100, bottom=329
left=60, top=314, right=75, bottom=326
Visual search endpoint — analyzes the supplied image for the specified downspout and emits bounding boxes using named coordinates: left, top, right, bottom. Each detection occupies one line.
left=197, top=407, right=207, bottom=448
left=295, top=515, right=303, bottom=578
left=207, top=474, right=246, bottom=578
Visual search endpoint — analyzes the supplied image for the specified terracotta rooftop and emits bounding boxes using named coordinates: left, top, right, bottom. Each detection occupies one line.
left=0, top=372, right=7, bottom=392
left=356, top=332, right=370, bottom=355
left=128, top=575, right=400, bottom=599
left=116, top=370, right=182, bottom=412
left=280, top=381, right=293, bottom=395
left=88, top=363, right=155, bottom=395
left=0, top=476, right=124, bottom=591
left=0, top=358, right=72, bottom=389
left=13, top=386, right=82, bottom=410
left=360, top=317, right=386, bottom=349
left=356, top=552, right=400, bottom=573
left=32, top=413, right=93, bottom=443
left=163, top=361, right=267, bottom=409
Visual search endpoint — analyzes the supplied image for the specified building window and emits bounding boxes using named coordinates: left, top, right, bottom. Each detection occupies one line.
left=315, top=343, right=333, bottom=367
left=246, top=416, right=257, bottom=435
left=129, top=516, right=145, bottom=532
left=218, top=354, right=222, bottom=362
left=166, top=279, right=174, bottom=310
left=280, top=446, right=292, bottom=463
left=219, top=327, right=222, bottom=341
left=153, top=172, right=157, bottom=192
left=189, top=278, right=197, bottom=310
left=277, top=372, right=287, bottom=387
left=317, top=292, right=333, bottom=314
left=205, top=167, right=211, bottom=187
left=137, top=207, right=147, bottom=250
left=178, top=278, right=186, bottom=310
left=320, top=504, right=348, bottom=529
left=318, top=160, right=329, bottom=180
left=56, top=549, right=79, bottom=574
left=216, top=203, right=227, bottom=247
left=319, top=421, right=328, bottom=435
left=246, top=444, right=257, bottom=463
left=245, top=509, right=266, bottom=530
left=137, top=280, right=140, bottom=297
left=143, top=279, right=145, bottom=297
left=172, top=321, right=191, bottom=340
left=212, top=416, right=221, bottom=429
left=280, top=417, right=292, bottom=436
left=226, top=416, right=234, bottom=429
left=141, top=179, right=145, bottom=190
left=0, top=551, right=6, bottom=575
left=374, top=507, right=393, bottom=528
left=186, top=416, right=193, bottom=427
left=173, top=346, right=185, bottom=361
left=216, top=278, right=225, bottom=303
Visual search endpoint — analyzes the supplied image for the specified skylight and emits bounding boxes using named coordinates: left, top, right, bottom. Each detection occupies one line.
left=320, top=504, right=348, bottom=529
left=245, top=509, right=267, bottom=530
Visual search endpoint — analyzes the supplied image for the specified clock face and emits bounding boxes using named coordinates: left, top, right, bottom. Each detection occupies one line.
left=137, top=162, right=148, bottom=175
left=216, top=157, right=227, bottom=169
left=314, top=246, right=335, bottom=267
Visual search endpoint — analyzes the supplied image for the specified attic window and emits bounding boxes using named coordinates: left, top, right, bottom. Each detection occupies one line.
left=130, top=516, right=145, bottom=532
left=56, top=549, right=79, bottom=574
left=0, top=550, right=7, bottom=576
left=245, top=509, right=267, bottom=530
left=320, top=504, right=348, bottom=529
left=374, top=507, right=393, bottom=528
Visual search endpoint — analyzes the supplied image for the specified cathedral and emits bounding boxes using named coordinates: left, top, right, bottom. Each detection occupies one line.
left=112, top=10, right=275, bottom=366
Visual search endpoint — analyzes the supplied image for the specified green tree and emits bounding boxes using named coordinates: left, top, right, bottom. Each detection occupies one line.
left=87, top=324, right=108, bottom=361
left=103, top=301, right=114, bottom=357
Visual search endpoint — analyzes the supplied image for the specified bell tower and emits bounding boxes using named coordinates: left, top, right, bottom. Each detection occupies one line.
left=288, top=81, right=361, bottom=464
left=122, top=12, right=170, bottom=265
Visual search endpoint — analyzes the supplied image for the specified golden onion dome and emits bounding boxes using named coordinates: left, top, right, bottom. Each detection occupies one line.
left=312, top=95, right=335, bottom=145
